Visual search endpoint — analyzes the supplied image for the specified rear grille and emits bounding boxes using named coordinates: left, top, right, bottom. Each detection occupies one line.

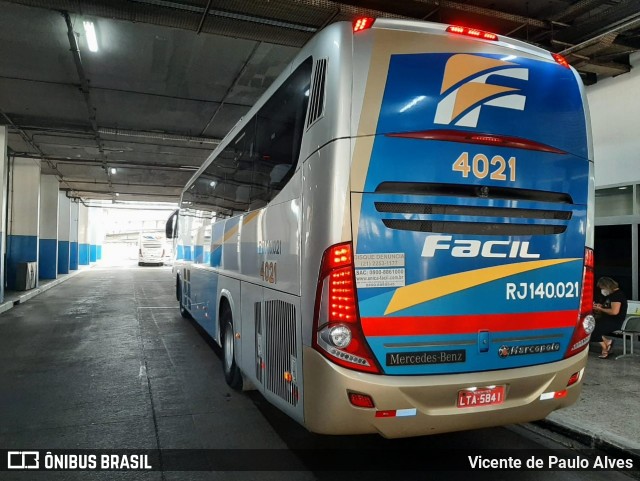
left=263, top=300, right=298, bottom=406
left=376, top=182, right=573, bottom=204
left=382, top=219, right=566, bottom=236
left=374, top=182, right=573, bottom=236
left=375, top=202, right=572, bottom=220
left=307, top=58, right=327, bottom=128
left=255, top=302, right=263, bottom=384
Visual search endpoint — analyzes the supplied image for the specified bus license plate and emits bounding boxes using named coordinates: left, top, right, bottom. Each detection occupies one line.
left=457, top=386, right=505, bottom=408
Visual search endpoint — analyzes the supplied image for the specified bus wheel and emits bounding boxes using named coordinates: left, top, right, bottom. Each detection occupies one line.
left=177, top=278, right=192, bottom=320
left=222, top=308, right=243, bottom=390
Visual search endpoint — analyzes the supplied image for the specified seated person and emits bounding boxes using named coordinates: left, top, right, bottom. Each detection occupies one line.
left=592, top=277, right=627, bottom=359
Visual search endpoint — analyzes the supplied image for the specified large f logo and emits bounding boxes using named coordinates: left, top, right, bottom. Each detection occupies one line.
left=434, top=54, right=528, bottom=128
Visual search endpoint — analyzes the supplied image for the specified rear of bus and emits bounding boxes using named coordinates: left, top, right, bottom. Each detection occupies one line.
left=138, top=234, right=165, bottom=266
left=305, top=19, right=594, bottom=437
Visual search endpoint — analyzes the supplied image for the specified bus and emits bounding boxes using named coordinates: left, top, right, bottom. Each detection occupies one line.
left=138, top=233, right=165, bottom=266
left=165, top=17, right=594, bottom=438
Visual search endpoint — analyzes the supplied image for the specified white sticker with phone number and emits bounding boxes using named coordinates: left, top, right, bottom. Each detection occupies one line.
left=354, top=253, right=405, bottom=268
left=356, top=268, right=405, bottom=288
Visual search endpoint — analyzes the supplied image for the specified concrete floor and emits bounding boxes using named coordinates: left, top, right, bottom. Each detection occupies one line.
left=547, top=342, right=640, bottom=451
left=0, top=266, right=300, bottom=480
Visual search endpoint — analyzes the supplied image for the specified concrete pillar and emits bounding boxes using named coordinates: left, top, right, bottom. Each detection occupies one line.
left=89, top=208, right=97, bottom=263
left=95, top=209, right=104, bottom=261
left=58, top=192, right=71, bottom=274
left=7, top=158, right=40, bottom=290
left=38, top=175, right=59, bottom=280
left=69, top=200, right=79, bottom=270
left=78, top=203, right=89, bottom=265
left=0, top=127, right=8, bottom=302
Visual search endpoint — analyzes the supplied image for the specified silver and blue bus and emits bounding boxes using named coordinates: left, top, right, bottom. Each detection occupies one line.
left=166, top=17, right=594, bottom=438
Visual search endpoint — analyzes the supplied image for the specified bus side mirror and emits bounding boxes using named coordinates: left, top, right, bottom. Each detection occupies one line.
left=166, top=210, right=178, bottom=239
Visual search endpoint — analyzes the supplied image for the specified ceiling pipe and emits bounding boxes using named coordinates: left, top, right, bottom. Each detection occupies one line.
left=1, top=108, right=78, bottom=194
left=559, top=15, right=640, bottom=56
left=196, top=0, right=213, bottom=34
left=98, top=127, right=220, bottom=145
left=409, top=0, right=547, bottom=28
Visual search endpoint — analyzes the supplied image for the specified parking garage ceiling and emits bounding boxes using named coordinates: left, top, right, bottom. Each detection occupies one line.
left=1, top=0, right=640, bottom=203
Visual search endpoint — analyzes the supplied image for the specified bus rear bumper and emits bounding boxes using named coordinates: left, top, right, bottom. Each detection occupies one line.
left=302, top=346, right=588, bottom=438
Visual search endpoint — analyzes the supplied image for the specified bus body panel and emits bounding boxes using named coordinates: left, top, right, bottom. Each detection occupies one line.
left=171, top=20, right=593, bottom=437
left=347, top=26, right=591, bottom=376
left=255, top=289, right=305, bottom=424
left=300, top=138, right=355, bottom=347
left=303, top=346, right=587, bottom=437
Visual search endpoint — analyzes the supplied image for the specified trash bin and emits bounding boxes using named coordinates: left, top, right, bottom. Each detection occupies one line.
left=15, top=261, right=37, bottom=291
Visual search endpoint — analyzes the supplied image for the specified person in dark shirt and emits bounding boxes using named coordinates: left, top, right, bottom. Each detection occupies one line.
left=592, top=277, right=627, bottom=359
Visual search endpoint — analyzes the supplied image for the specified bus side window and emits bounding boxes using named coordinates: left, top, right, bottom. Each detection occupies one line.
left=255, top=58, right=312, bottom=202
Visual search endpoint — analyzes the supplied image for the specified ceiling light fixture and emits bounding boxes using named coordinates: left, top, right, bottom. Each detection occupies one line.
left=110, top=167, right=117, bottom=175
left=83, top=21, right=99, bottom=52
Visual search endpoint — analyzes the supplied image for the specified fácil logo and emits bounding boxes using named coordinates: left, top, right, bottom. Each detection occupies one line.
left=8, top=451, right=39, bottom=469
left=434, top=54, right=529, bottom=128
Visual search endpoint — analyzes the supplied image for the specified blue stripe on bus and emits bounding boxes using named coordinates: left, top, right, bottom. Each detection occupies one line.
left=367, top=327, right=574, bottom=375
left=358, top=261, right=583, bottom=318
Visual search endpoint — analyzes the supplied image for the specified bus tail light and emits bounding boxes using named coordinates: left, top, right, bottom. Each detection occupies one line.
left=348, top=391, right=375, bottom=408
left=446, top=25, right=498, bottom=41
left=313, top=242, right=381, bottom=374
left=564, top=248, right=595, bottom=358
left=567, top=370, right=582, bottom=387
left=353, top=17, right=374, bottom=32
left=386, top=130, right=566, bottom=154
left=552, top=53, right=571, bottom=69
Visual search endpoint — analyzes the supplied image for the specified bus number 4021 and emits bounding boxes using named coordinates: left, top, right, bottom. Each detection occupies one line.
left=260, top=261, right=277, bottom=284
left=452, top=152, right=516, bottom=182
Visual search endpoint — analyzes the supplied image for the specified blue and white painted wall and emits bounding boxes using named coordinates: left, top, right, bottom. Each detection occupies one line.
left=69, top=200, right=79, bottom=270
left=0, top=127, right=8, bottom=301
left=7, top=158, right=40, bottom=290
left=88, top=208, right=98, bottom=263
left=78, top=203, right=89, bottom=265
left=94, top=209, right=105, bottom=261
left=39, top=175, right=59, bottom=280
left=58, top=192, right=71, bottom=274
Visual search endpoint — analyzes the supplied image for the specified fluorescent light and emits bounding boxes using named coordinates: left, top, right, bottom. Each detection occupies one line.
left=110, top=167, right=117, bottom=175
left=83, top=21, right=98, bottom=52
left=115, top=193, right=120, bottom=196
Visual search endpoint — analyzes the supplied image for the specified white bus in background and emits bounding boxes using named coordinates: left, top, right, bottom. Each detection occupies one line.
left=138, top=233, right=165, bottom=266
left=166, top=17, right=594, bottom=438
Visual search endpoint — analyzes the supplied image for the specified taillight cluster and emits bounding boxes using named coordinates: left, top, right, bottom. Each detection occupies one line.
left=313, top=243, right=381, bottom=374
left=446, top=25, right=498, bottom=41
left=564, top=247, right=595, bottom=358
left=552, top=53, right=571, bottom=69
left=353, top=17, right=374, bottom=32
